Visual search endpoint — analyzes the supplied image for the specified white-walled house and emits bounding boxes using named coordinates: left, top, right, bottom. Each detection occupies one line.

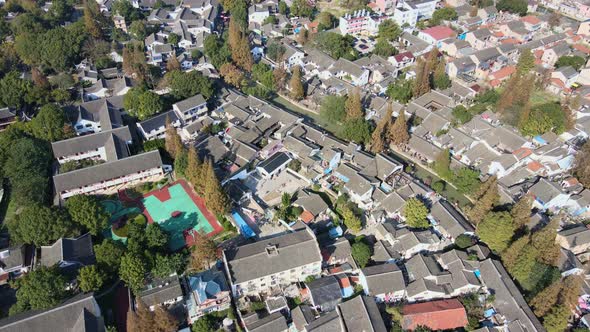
left=173, top=94, right=208, bottom=123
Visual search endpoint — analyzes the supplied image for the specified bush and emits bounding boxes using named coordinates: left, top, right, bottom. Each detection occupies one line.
left=112, top=222, right=130, bottom=238
left=455, top=234, right=474, bottom=249
left=432, top=180, right=445, bottom=193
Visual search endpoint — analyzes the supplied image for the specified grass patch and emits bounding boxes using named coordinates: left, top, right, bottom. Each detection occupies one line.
left=271, top=96, right=343, bottom=135
left=530, top=90, right=559, bottom=106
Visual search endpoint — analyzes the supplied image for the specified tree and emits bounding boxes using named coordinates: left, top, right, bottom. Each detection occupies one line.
left=433, top=148, right=452, bottom=180
left=220, top=62, right=244, bottom=87
left=530, top=218, right=560, bottom=266
left=291, top=0, right=313, bottom=17
left=543, top=305, right=569, bottom=332
left=189, top=231, right=218, bottom=271
left=548, top=12, right=561, bottom=28
left=453, top=167, right=480, bottom=194
left=192, top=314, right=216, bottom=332
left=203, top=159, right=229, bottom=215
left=127, top=298, right=156, bottom=332
left=152, top=253, right=184, bottom=278
left=314, top=32, right=357, bottom=60
left=555, top=55, right=586, bottom=71
left=403, top=198, right=430, bottom=228
left=9, top=266, right=68, bottom=315
left=455, top=234, right=474, bottom=249
left=320, top=95, right=347, bottom=123
left=252, top=63, right=275, bottom=91
left=154, top=306, right=179, bottom=331
left=66, top=195, right=109, bottom=236
left=468, top=176, right=498, bottom=225
left=129, top=20, right=147, bottom=40
left=496, top=0, right=528, bottom=16
left=477, top=211, right=515, bottom=253
left=378, top=19, right=402, bottom=41
left=95, top=239, right=126, bottom=275
left=203, top=34, right=231, bottom=69
left=370, top=104, right=391, bottom=153
left=165, top=70, right=214, bottom=100
left=29, top=104, right=72, bottom=142
left=289, top=65, right=305, bottom=100
left=84, top=0, right=104, bottom=39
left=516, top=48, right=535, bottom=76
left=387, top=79, right=414, bottom=104
left=345, top=88, right=363, bottom=120
left=122, top=42, right=149, bottom=82
left=452, top=105, right=473, bottom=124
left=389, top=110, right=410, bottom=146
left=511, top=193, right=532, bottom=229
left=7, top=204, right=76, bottom=247
left=78, top=265, right=106, bottom=292
left=165, top=116, right=183, bottom=159
left=373, top=38, right=397, bottom=57
left=341, top=118, right=372, bottom=144
left=186, top=146, right=204, bottom=193
left=166, top=56, right=180, bottom=72
left=296, top=28, right=309, bottom=45
left=317, top=11, right=334, bottom=31
left=433, top=61, right=451, bottom=89
left=119, top=253, right=147, bottom=293
left=174, top=148, right=189, bottom=177
left=351, top=240, right=372, bottom=268
left=266, top=42, right=286, bottom=62
left=278, top=0, right=288, bottom=15
left=430, top=7, right=458, bottom=26
left=342, top=206, right=362, bottom=233
left=142, top=70, right=178, bottom=100
left=145, top=223, right=168, bottom=250
left=0, top=71, right=34, bottom=109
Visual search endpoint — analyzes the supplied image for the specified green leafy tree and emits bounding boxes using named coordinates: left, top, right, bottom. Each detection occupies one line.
left=165, top=70, right=214, bottom=100
left=341, top=118, right=371, bottom=144
left=145, top=223, right=168, bottom=250
left=452, top=105, right=473, bottom=124
left=387, top=79, right=414, bottom=103
left=378, top=19, right=402, bottom=41
left=278, top=0, right=288, bottom=14
left=477, top=211, right=515, bottom=253
left=266, top=42, right=286, bottom=62
left=555, top=55, right=586, bottom=70
left=468, top=176, right=499, bottom=225
left=433, top=61, right=451, bottom=89
left=203, top=34, right=231, bottom=69
left=119, top=253, right=147, bottom=294
left=453, top=167, right=480, bottom=194
left=95, top=239, right=126, bottom=274
left=403, top=198, right=430, bottom=228
left=496, top=0, right=528, bottom=16
left=192, top=314, right=216, bottom=332
left=84, top=0, right=105, bottom=38
left=433, top=148, right=452, bottom=180
left=430, top=7, right=458, bottom=26
left=511, top=193, right=532, bottom=229
left=351, top=240, right=372, bottom=268
left=66, top=195, right=109, bottom=235
left=455, top=234, right=474, bottom=249
left=373, top=38, right=397, bottom=57
left=543, top=305, right=569, bottom=332
left=78, top=265, right=107, bottom=292
left=342, top=206, right=362, bottom=233
left=203, top=159, right=230, bottom=215
left=7, top=204, right=76, bottom=246
left=0, top=71, right=34, bottom=109
left=314, top=32, right=357, bottom=60
left=123, top=88, right=164, bottom=120
left=129, top=20, right=147, bottom=40
left=320, top=95, right=347, bottom=123
left=152, top=253, right=185, bottom=278
left=9, top=266, right=68, bottom=315
left=291, top=0, right=313, bottom=17
left=29, top=104, right=72, bottom=142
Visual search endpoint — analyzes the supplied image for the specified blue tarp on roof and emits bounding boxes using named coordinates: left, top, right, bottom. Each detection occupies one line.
left=484, top=308, right=496, bottom=318
left=232, top=211, right=256, bottom=238
left=533, top=135, right=546, bottom=145
left=329, top=226, right=343, bottom=239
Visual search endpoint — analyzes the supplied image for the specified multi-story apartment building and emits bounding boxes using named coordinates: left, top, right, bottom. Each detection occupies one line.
left=223, top=227, right=322, bottom=296
left=393, top=0, right=437, bottom=27
left=339, top=9, right=380, bottom=36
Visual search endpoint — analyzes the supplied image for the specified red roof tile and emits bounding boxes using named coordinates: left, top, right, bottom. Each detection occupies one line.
left=528, top=161, right=543, bottom=172
left=300, top=210, right=315, bottom=224
left=421, top=26, right=455, bottom=41
left=337, top=275, right=351, bottom=288
left=573, top=43, right=590, bottom=55
left=402, top=299, right=468, bottom=331
left=513, top=147, right=532, bottom=160
left=489, top=65, right=516, bottom=80
left=521, top=15, right=541, bottom=25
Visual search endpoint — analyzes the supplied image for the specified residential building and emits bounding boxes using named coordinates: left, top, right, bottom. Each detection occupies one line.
left=556, top=225, right=590, bottom=254
left=223, top=227, right=322, bottom=296
left=172, top=94, right=208, bottom=123
left=401, top=299, right=468, bottom=331
left=0, top=244, right=32, bottom=284
left=418, top=26, right=455, bottom=47
left=0, top=293, right=104, bottom=332
left=359, top=264, right=406, bottom=302
left=186, top=268, right=231, bottom=323
left=39, top=233, right=95, bottom=272
left=0, top=108, right=16, bottom=132
left=393, top=0, right=437, bottom=27
left=139, top=275, right=184, bottom=311
left=306, top=276, right=343, bottom=311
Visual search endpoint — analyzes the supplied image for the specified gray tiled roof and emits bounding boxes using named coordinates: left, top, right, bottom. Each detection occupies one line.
left=339, top=296, right=387, bottom=332
left=52, top=127, right=132, bottom=160
left=138, top=110, right=180, bottom=133
left=40, top=233, right=95, bottom=267
left=139, top=275, right=183, bottom=307
left=0, top=293, right=104, bottom=332
left=361, top=264, right=405, bottom=296
left=53, top=150, right=163, bottom=193
left=173, top=94, right=206, bottom=113
left=224, top=228, right=321, bottom=284
left=246, top=312, right=288, bottom=332
left=307, top=276, right=342, bottom=309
